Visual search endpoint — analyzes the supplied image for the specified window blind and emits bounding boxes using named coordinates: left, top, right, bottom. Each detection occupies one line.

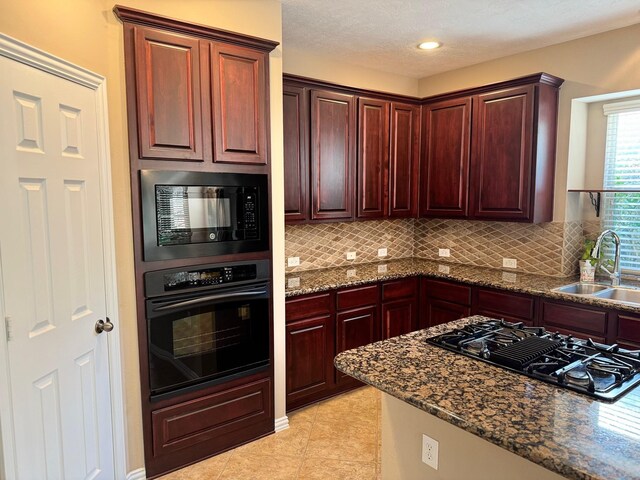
left=601, top=103, right=640, bottom=273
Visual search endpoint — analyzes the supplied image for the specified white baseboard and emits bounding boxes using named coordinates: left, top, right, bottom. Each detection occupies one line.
left=126, top=467, right=146, bottom=480
left=274, top=415, right=290, bottom=432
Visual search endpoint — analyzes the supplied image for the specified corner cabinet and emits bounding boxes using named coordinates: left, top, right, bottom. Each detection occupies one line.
left=125, top=10, right=275, bottom=165
left=421, top=73, right=563, bottom=223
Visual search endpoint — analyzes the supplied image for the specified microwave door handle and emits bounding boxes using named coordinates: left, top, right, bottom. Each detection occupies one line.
left=154, top=290, right=267, bottom=312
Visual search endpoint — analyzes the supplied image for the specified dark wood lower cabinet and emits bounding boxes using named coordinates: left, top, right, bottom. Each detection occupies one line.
left=540, top=300, right=608, bottom=341
left=425, top=299, right=470, bottom=327
left=382, top=299, right=417, bottom=339
left=473, top=287, right=536, bottom=326
left=615, top=312, right=640, bottom=350
left=286, top=314, right=335, bottom=407
left=336, top=305, right=378, bottom=384
left=420, top=278, right=471, bottom=328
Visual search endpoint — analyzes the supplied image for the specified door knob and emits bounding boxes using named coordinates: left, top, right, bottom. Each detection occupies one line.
left=95, top=318, right=114, bottom=334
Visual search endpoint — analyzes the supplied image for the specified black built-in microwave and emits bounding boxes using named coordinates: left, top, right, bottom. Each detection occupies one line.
left=140, top=170, right=268, bottom=261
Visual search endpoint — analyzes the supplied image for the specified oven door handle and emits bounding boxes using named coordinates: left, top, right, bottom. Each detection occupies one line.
left=154, top=290, right=268, bottom=311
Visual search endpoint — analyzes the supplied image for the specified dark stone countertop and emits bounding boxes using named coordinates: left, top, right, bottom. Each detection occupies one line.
left=334, top=315, right=640, bottom=480
left=284, top=258, right=640, bottom=314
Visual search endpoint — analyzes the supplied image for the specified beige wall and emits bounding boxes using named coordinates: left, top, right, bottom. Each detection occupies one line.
left=284, top=45, right=419, bottom=96
left=418, top=23, right=640, bottom=222
left=0, top=0, right=284, bottom=474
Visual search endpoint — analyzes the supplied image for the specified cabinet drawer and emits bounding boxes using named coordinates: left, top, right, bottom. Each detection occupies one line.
left=541, top=301, right=607, bottom=335
left=151, top=378, right=271, bottom=457
left=475, top=288, right=535, bottom=320
left=286, top=292, right=332, bottom=322
left=548, top=326, right=605, bottom=344
left=617, top=313, right=640, bottom=345
left=337, top=284, right=379, bottom=310
left=423, top=279, right=471, bottom=305
left=382, top=277, right=418, bottom=302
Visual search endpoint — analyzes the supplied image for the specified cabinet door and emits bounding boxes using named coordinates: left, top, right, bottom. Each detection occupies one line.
left=211, top=43, right=268, bottom=164
left=540, top=300, right=607, bottom=340
left=357, top=98, right=389, bottom=218
left=310, top=89, right=356, bottom=220
left=389, top=102, right=420, bottom=218
left=133, top=27, right=205, bottom=160
left=286, top=314, right=335, bottom=406
left=425, top=299, right=471, bottom=328
left=283, top=85, right=309, bottom=222
left=336, top=305, right=378, bottom=384
left=470, top=86, right=534, bottom=220
left=420, top=97, right=471, bottom=217
left=382, top=298, right=417, bottom=339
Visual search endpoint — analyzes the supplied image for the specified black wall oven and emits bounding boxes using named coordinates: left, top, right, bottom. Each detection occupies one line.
left=141, top=170, right=269, bottom=261
left=145, top=260, right=271, bottom=398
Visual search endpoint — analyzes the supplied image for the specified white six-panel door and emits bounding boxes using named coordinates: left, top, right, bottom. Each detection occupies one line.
left=0, top=52, right=115, bottom=479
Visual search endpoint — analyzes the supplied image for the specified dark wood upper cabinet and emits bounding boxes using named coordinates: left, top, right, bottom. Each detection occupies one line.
left=470, top=86, right=534, bottom=220
left=283, top=85, right=309, bottom=222
left=420, top=97, right=471, bottom=217
left=133, top=27, right=205, bottom=161
left=211, top=43, right=269, bottom=164
left=389, top=102, right=420, bottom=217
left=310, top=89, right=356, bottom=220
left=357, top=98, right=390, bottom=218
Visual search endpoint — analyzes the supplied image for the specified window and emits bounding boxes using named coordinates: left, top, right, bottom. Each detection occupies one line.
left=602, top=100, right=640, bottom=273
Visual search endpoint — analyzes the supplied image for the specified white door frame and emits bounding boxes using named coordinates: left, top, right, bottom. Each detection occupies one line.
left=0, top=33, right=127, bottom=479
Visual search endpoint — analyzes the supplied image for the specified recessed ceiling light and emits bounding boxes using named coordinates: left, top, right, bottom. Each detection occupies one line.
left=418, top=41, right=441, bottom=50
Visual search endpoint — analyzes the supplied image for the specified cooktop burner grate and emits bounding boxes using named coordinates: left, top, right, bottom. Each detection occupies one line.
left=490, top=337, right=563, bottom=369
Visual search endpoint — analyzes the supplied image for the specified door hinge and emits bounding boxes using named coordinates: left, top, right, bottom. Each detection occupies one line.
left=5, top=316, right=11, bottom=342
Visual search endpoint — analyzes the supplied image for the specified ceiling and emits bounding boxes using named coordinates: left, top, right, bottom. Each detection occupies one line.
left=281, top=0, right=640, bottom=78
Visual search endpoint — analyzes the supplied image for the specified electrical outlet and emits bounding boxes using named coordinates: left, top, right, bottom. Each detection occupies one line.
left=438, top=264, right=450, bottom=274
left=422, top=434, right=439, bottom=470
left=287, top=257, right=300, bottom=267
left=346, top=251, right=357, bottom=261
left=378, top=264, right=388, bottom=273
left=438, top=248, right=450, bottom=258
left=378, top=247, right=388, bottom=257
left=347, top=268, right=357, bottom=278
left=287, top=277, right=300, bottom=288
left=503, top=258, right=517, bottom=269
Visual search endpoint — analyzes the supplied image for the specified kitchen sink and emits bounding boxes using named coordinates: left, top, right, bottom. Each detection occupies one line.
left=553, top=283, right=610, bottom=295
left=553, top=282, right=640, bottom=306
left=593, top=287, right=640, bottom=304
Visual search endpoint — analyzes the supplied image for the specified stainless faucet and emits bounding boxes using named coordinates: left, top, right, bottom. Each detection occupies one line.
left=591, top=229, right=621, bottom=286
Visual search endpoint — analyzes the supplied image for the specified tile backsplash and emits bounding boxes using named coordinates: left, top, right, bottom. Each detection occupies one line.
left=285, top=219, right=414, bottom=272
left=285, top=218, right=586, bottom=277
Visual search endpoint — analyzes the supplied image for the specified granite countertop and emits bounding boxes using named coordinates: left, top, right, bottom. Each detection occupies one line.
left=334, top=315, right=640, bottom=480
left=284, top=258, right=640, bottom=314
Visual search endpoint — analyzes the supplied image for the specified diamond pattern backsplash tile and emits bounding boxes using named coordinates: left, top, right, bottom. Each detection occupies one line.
left=414, top=219, right=570, bottom=277
left=286, top=218, right=585, bottom=277
left=285, top=219, right=414, bottom=272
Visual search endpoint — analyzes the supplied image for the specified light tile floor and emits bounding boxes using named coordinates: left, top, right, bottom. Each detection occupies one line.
left=158, top=386, right=381, bottom=480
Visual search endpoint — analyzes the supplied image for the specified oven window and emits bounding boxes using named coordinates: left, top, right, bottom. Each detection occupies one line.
left=148, top=297, right=269, bottom=395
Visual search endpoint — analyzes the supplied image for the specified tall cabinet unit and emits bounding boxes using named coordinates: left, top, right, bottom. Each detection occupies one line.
left=115, top=6, right=278, bottom=478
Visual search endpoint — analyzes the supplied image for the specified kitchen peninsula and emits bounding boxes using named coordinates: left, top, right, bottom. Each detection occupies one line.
left=334, top=316, right=640, bottom=480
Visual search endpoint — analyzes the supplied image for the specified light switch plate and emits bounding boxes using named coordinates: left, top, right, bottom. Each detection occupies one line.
left=287, top=277, right=300, bottom=288
left=378, top=248, right=388, bottom=257
left=438, top=248, right=450, bottom=258
left=347, top=269, right=357, bottom=277
left=287, top=256, right=300, bottom=267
